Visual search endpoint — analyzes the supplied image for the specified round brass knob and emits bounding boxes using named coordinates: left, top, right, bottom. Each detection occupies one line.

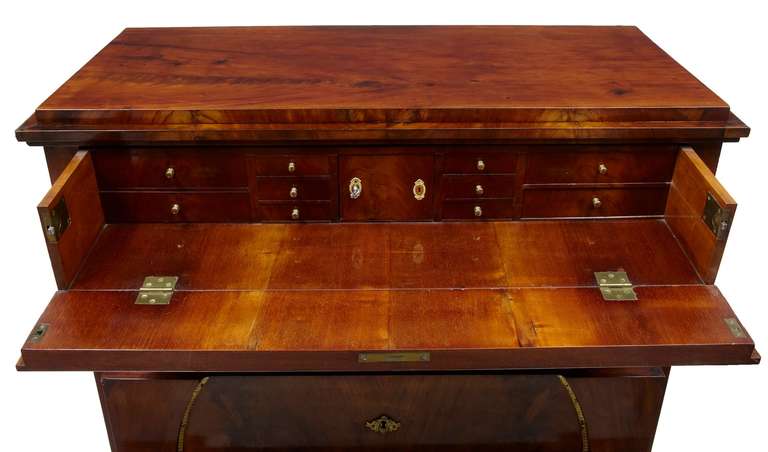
left=165, top=167, right=175, bottom=179
left=598, top=163, right=608, bottom=175
left=476, top=159, right=486, bottom=171
left=475, top=184, right=484, bottom=196
left=170, top=203, right=180, bottom=215
left=289, top=186, right=298, bottom=198
left=291, top=208, right=300, bottom=220
left=288, top=161, right=296, bottom=173
left=474, top=205, right=483, bottom=217
left=592, top=197, right=602, bottom=208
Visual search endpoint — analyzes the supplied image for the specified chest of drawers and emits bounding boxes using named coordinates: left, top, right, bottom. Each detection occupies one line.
left=15, top=26, right=757, bottom=452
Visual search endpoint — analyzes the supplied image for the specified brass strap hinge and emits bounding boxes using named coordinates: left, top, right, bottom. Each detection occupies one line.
left=135, top=276, right=178, bottom=305
left=595, top=271, right=637, bottom=301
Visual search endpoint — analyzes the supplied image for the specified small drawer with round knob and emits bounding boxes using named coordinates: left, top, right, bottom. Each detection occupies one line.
left=520, top=186, right=669, bottom=218
left=443, top=151, right=518, bottom=174
left=525, top=147, right=677, bottom=184
left=100, top=191, right=252, bottom=222
left=441, top=199, right=515, bottom=220
left=92, top=148, right=247, bottom=189
left=259, top=201, right=333, bottom=222
left=249, top=155, right=331, bottom=176
left=255, top=177, right=331, bottom=201
left=441, top=175, right=516, bottom=199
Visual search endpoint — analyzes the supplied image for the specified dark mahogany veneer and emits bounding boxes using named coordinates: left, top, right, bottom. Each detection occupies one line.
left=15, top=26, right=756, bottom=452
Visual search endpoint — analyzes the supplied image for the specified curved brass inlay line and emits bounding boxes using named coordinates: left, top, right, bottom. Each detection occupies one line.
left=177, top=376, right=210, bottom=452
left=557, top=375, right=590, bottom=452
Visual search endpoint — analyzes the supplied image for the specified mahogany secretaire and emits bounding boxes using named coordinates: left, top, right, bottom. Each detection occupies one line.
left=15, top=26, right=759, bottom=451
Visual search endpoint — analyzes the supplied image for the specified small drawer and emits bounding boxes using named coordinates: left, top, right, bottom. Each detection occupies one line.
left=521, top=186, right=669, bottom=218
left=101, top=191, right=251, bottom=222
left=250, top=155, right=331, bottom=176
left=443, top=152, right=517, bottom=174
left=525, top=149, right=676, bottom=184
left=92, top=148, right=247, bottom=189
left=441, top=175, right=516, bottom=199
left=259, top=201, right=333, bottom=221
left=255, top=177, right=331, bottom=201
left=442, top=199, right=516, bottom=220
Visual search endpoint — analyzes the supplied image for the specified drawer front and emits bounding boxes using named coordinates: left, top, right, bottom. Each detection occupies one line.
left=525, top=149, right=677, bottom=184
left=101, top=191, right=251, bottom=222
left=340, top=155, right=434, bottom=221
left=259, top=201, right=333, bottom=221
left=250, top=154, right=331, bottom=176
left=441, top=174, right=516, bottom=199
left=522, top=186, right=668, bottom=218
left=442, top=199, right=516, bottom=220
left=443, top=151, right=517, bottom=174
left=99, top=370, right=666, bottom=452
left=92, top=148, right=247, bottom=189
left=255, top=177, right=331, bottom=201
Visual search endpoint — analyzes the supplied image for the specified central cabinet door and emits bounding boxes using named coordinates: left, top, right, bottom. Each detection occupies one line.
left=340, top=155, right=434, bottom=221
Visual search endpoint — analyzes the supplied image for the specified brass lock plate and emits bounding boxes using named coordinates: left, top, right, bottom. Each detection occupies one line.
left=413, top=179, right=426, bottom=200
left=702, top=192, right=732, bottom=240
left=41, top=197, right=71, bottom=243
left=359, top=351, right=430, bottom=363
left=365, top=415, right=401, bottom=434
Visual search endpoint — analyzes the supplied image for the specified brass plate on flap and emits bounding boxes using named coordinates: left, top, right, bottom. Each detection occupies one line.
left=28, top=323, right=49, bottom=343
left=135, top=276, right=179, bottom=305
left=702, top=192, right=732, bottom=240
left=358, top=352, right=430, bottom=363
left=595, top=271, right=637, bottom=301
left=41, top=197, right=71, bottom=243
left=365, top=415, right=401, bottom=434
left=724, top=318, right=746, bottom=338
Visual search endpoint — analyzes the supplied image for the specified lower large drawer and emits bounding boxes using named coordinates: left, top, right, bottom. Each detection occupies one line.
left=98, top=369, right=667, bottom=452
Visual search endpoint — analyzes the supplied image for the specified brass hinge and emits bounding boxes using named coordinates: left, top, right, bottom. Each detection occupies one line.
left=595, top=271, right=637, bottom=301
left=135, top=276, right=178, bottom=305
left=702, top=192, right=732, bottom=241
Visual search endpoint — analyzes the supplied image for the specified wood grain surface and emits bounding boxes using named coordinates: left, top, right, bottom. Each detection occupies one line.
left=34, top=26, right=727, bottom=124
left=68, top=220, right=700, bottom=290
left=15, top=27, right=748, bottom=144
left=20, top=285, right=756, bottom=371
left=37, top=151, right=105, bottom=288
left=665, top=147, right=737, bottom=283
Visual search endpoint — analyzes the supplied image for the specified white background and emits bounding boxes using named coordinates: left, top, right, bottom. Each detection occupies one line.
left=1, top=1, right=766, bottom=450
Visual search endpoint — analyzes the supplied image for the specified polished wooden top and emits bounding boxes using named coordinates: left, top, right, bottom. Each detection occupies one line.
left=34, top=26, right=728, bottom=126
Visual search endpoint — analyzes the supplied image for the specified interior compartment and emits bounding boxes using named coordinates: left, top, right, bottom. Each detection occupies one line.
left=23, top=147, right=758, bottom=372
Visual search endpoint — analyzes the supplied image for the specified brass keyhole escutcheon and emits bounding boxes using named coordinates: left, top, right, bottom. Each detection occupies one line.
left=365, top=415, right=401, bottom=434
left=413, top=179, right=426, bottom=200
left=170, top=203, right=181, bottom=215
left=165, top=167, right=175, bottom=179
left=476, top=159, right=486, bottom=171
left=598, top=163, right=608, bottom=175
left=474, top=205, right=483, bottom=217
left=475, top=184, right=484, bottom=195
left=289, top=186, right=298, bottom=198
left=291, top=208, right=300, bottom=220
left=592, top=197, right=602, bottom=208
left=349, top=177, right=362, bottom=199
left=287, top=161, right=296, bottom=173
